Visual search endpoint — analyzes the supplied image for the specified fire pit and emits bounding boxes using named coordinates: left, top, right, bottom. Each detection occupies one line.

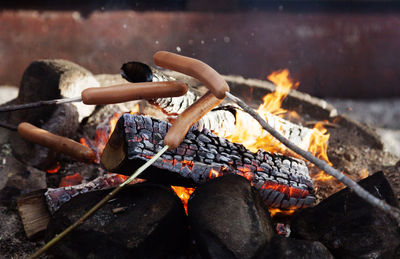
left=0, top=55, right=399, bottom=258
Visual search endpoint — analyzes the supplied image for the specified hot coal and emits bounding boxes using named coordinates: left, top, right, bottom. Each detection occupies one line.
left=187, top=174, right=275, bottom=259
left=45, top=183, right=189, bottom=259
left=44, top=174, right=139, bottom=214
left=255, top=235, right=334, bottom=259
left=290, top=171, right=400, bottom=258
left=101, top=113, right=315, bottom=209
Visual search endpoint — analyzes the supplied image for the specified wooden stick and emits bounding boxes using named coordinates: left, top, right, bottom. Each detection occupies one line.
left=225, top=92, right=400, bottom=224
left=0, top=97, right=82, bottom=113
left=29, top=145, right=169, bottom=259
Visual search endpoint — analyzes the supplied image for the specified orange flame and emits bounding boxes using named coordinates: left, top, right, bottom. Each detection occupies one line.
left=59, top=173, right=83, bottom=187
left=225, top=69, right=303, bottom=155
left=80, top=103, right=140, bottom=163
left=171, top=186, right=195, bottom=214
left=46, top=162, right=61, bottom=174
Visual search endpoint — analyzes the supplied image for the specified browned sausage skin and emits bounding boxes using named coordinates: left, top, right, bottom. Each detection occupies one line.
left=163, top=90, right=223, bottom=150
left=153, top=51, right=230, bottom=99
left=81, top=81, right=188, bottom=105
left=17, top=122, right=95, bottom=163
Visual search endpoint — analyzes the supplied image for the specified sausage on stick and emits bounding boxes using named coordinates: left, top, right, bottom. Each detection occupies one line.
left=17, top=122, right=95, bottom=163
left=153, top=51, right=230, bottom=150
left=0, top=81, right=188, bottom=112
left=153, top=51, right=229, bottom=99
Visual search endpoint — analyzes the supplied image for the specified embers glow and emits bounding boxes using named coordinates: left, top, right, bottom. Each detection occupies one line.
left=223, top=69, right=335, bottom=183
left=59, top=173, right=83, bottom=187
left=171, top=186, right=195, bottom=214
left=46, top=162, right=61, bottom=174
left=80, top=103, right=140, bottom=162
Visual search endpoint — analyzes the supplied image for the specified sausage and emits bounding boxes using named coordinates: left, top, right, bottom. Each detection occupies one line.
left=81, top=81, right=188, bottom=105
left=17, top=122, right=95, bottom=163
left=163, top=90, right=223, bottom=150
left=153, top=51, right=230, bottom=99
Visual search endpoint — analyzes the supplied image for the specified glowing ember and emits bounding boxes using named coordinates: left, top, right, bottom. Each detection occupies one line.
left=80, top=103, right=140, bottom=163
left=171, top=186, right=195, bottom=214
left=46, top=162, right=61, bottom=174
left=59, top=173, right=83, bottom=187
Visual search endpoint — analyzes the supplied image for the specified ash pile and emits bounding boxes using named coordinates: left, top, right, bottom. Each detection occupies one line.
left=0, top=58, right=399, bottom=258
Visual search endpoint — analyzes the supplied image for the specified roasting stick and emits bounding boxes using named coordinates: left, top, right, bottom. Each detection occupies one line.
left=155, top=51, right=400, bottom=224
left=0, top=81, right=188, bottom=112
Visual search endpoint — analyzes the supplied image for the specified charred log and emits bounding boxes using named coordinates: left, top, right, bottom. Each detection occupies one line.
left=101, top=114, right=315, bottom=209
left=44, top=174, right=143, bottom=214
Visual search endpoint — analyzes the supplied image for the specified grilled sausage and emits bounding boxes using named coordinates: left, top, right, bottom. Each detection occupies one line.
left=17, top=122, right=95, bottom=163
left=163, top=90, right=223, bottom=149
left=153, top=51, right=230, bottom=99
left=81, top=81, right=188, bottom=105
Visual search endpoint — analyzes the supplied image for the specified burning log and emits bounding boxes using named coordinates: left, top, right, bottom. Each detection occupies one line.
left=101, top=113, right=315, bottom=209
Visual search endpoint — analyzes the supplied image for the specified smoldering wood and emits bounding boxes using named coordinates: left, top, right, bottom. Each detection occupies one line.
left=44, top=174, right=143, bottom=214
left=225, top=91, right=400, bottom=224
left=101, top=113, right=316, bottom=209
left=147, top=88, right=313, bottom=150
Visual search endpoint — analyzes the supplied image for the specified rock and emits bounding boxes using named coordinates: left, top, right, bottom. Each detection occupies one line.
left=290, top=171, right=400, bottom=258
left=0, top=85, right=18, bottom=105
left=8, top=59, right=99, bottom=168
left=10, top=103, right=80, bottom=168
left=187, top=174, right=274, bottom=259
left=45, top=183, right=189, bottom=259
left=11, top=59, right=99, bottom=124
left=255, top=235, right=334, bottom=259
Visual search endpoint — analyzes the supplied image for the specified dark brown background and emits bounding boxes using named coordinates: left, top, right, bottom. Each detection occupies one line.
left=1, top=1, right=400, bottom=98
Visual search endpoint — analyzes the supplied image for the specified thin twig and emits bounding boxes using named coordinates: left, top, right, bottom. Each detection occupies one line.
left=225, top=92, right=400, bottom=224
left=0, top=121, right=17, bottom=131
left=0, top=97, right=82, bottom=113
left=30, top=145, right=169, bottom=259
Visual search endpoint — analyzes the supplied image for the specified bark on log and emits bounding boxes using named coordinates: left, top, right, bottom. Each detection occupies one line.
left=101, top=114, right=315, bottom=209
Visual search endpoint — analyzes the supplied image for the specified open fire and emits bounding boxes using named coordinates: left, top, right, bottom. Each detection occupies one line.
left=48, top=69, right=341, bottom=215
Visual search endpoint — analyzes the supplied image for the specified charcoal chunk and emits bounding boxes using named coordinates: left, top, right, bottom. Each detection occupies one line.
left=188, top=175, right=274, bottom=259
left=255, top=236, right=334, bottom=259
left=291, top=172, right=400, bottom=259
left=45, top=184, right=189, bottom=259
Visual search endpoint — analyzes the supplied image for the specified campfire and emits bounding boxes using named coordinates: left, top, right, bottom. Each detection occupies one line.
left=1, top=53, right=400, bottom=258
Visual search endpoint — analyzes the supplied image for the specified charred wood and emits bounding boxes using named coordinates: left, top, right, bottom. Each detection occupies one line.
left=101, top=114, right=315, bottom=209
left=44, top=174, right=143, bottom=214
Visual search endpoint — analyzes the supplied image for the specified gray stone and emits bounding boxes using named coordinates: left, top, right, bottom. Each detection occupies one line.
left=188, top=175, right=274, bottom=259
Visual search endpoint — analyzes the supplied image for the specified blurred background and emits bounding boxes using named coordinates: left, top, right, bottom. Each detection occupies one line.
left=1, top=0, right=400, bottom=155
left=1, top=0, right=400, bottom=98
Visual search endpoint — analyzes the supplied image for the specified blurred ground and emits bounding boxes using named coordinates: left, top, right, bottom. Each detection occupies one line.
left=328, top=98, right=400, bottom=158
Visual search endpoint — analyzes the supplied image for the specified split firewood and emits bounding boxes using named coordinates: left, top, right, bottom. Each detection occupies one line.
left=17, top=190, right=50, bottom=239
left=101, top=114, right=315, bottom=209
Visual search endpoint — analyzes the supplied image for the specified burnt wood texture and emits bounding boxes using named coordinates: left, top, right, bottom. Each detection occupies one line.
left=101, top=114, right=315, bottom=209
